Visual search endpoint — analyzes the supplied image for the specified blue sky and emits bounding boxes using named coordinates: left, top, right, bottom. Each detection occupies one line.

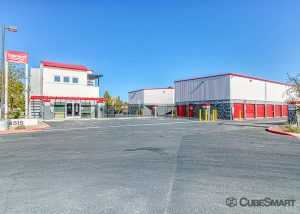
left=1, top=0, right=300, bottom=100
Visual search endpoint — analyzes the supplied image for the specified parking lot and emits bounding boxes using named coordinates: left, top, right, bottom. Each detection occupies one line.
left=0, top=118, right=299, bottom=214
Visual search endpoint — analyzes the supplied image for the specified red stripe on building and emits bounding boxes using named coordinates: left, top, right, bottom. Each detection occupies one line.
left=30, top=96, right=106, bottom=103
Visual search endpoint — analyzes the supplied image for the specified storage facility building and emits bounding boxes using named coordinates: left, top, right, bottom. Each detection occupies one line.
left=30, top=61, right=105, bottom=119
left=175, top=73, right=290, bottom=120
left=128, top=87, right=175, bottom=116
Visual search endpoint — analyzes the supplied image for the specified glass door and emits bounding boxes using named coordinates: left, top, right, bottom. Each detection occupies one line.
left=66, top=103, right=73, bottom=117
left=74, top=103, right=80, bottom=117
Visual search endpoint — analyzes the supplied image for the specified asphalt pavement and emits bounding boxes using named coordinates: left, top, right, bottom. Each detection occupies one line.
left=0, top=118, right=299, bottom=214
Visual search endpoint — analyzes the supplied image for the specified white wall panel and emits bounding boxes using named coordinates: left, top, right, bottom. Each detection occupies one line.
left=144, top=89, right=174, bottom=105
left=42, top=67, right=99, bottom=97
left=230, top=76, right=266, bottom=101
left=128, top=89, right=174, bottom=105
left=175, top=76, right=230, bottom=103
left=265, top=82, right=289, bottom=102
left=30, top=68, right=42, bottom=96
left=230, top=75, right=289, bottom=102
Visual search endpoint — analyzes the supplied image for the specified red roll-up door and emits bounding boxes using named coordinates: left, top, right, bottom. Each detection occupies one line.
left=282, top=105, right=288, bottom=116
left=177, top=105, right=185, bottom=117
left=246, top=104, right=255, bottom=118
left=275, top=105, right=282, bottom=117
left=188, top=104, right=194, bottom=118
left=256, top=104, right=265, bottom=118
left=233, top=103, right=244, bottom=119
left=266, top=104, right=274, bottom=117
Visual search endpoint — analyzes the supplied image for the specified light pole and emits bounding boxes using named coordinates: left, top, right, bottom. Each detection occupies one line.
left=1, top=25, right=17, bottom=120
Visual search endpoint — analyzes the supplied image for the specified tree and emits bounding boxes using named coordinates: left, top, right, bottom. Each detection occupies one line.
left=287, top=74, right=300, bottom=126
left=113, top=96, right=123, bottom=114
left=0, top=63, right=25, bottom=118
left=287, top=74, right=300, bottom=101
left=103, top=90, right=112, bottom=106
left=103, top=91, right=125, bottom=115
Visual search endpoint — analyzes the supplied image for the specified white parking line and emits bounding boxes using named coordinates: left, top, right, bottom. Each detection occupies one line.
left=43, top=121, right=200, bottom=133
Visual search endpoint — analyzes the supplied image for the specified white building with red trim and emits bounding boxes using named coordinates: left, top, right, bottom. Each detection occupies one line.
left=30, top=61, right=105, bottom=119
left=175, top=73, right=290, bottom=120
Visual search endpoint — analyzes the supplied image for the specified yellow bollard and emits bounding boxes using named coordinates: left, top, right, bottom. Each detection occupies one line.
left=205, top=110, right=208, bottom=121
left=199, top=109, right=202, bottom=121
left=212, top=109, right=216, bottom=121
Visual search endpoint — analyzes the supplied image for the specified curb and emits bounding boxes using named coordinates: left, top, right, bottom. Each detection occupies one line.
left=0, top=122, right=50, bottom=135
left=266, top=127, right=296, bottom=138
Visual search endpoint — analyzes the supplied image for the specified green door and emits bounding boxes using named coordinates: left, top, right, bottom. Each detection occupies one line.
left=54, top=102, right=65, bottom=119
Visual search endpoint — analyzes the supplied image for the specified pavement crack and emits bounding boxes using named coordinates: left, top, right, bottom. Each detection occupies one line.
left=124, top=147, right=168, bottom=155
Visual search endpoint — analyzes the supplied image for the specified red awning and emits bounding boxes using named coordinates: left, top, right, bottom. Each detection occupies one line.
left=31, top=96, right=106, bottom=103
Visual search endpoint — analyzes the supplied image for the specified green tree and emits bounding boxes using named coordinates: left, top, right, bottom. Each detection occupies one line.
left=103, top=90, right=112, bottom=106
left=0, top=63, right=25, bottom=118
left=113, top=96, right=123, bottom=114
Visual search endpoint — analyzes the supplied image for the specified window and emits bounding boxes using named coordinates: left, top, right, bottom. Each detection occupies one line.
left=54, top=75, right=60, bottom=82
left=63, top=76, right=70, bottom=83
left=72, top=77, right=79, bottom=84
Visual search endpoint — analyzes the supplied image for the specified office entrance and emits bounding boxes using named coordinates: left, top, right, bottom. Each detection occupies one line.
left=66, top=103, right=80, bottom=118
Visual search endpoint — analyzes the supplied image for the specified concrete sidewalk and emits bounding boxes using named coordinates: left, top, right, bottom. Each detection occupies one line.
left=0, top=121, right=50, bottom=135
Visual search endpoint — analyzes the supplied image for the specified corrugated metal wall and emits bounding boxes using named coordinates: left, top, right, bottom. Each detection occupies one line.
left=175, top=75, right=230, bottom=103
left=128, top=90, right=144, bottom=105
left=175, top=74, right=290, bottom=103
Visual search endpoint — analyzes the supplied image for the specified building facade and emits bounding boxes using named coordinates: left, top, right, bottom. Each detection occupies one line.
left=128, top=88, right=175, bottom=116
left=30, top=61, right=105, bottom=119
left=175, top=73, right=290, bottom=120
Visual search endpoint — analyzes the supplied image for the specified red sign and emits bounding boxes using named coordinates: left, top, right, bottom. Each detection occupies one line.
left=6, top=50, right=28, bottom=64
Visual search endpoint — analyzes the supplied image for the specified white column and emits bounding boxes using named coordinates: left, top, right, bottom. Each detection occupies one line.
left=25, top=63, right=29, bottom=118
left=4, top=58, right=8, bottom=120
